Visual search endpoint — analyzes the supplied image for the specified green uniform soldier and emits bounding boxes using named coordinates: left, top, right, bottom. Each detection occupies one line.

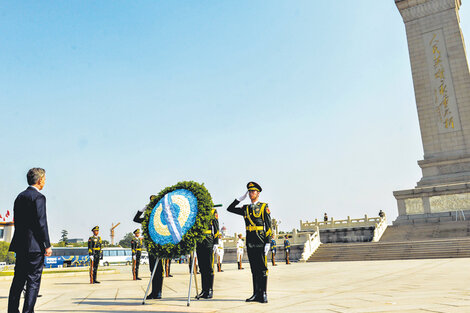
left=131, top=229, right=143, bottom=280
left=270, top=238, right=277, bottom=266
left=227, top=182, right=272, bottom=304
left=284, top=236, right=291, bottom=264
left=88, top=226, right=102, bottom=284
left=196, top=206, right=219, bottom=299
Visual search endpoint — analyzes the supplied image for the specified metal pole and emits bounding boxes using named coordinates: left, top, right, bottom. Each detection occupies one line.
left=193, top=254, right=199, bottom=297
left=187, top=250, right=196, bottom=306
left=142, top=257, right=159, bottom=305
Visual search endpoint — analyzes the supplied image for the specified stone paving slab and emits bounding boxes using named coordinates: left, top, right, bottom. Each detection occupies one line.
left=1, top=258, right=470, bottom=312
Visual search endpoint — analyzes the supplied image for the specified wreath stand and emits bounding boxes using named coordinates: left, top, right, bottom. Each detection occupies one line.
left=141, top=249, right=200, bottom=307
left=142, top=257, right=160, bottom=305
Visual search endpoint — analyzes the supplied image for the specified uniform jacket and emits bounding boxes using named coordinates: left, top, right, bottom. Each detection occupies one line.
left=9, top=187, right=51, bottom=253
left=198, top=208, right=220, bottom=248
left=227, top=199, right=272, bottom=249
left=270, top=239, right=277, bottom=251
left=131, top=236, right=143, bottom=255
left=216, top=240, right=224, bottom=255
left=88, top=236, right=102, bottom=255
left=284, top=239, right=291, bottom=249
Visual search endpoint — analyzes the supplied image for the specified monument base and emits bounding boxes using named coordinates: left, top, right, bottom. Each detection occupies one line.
left=393, top=182, right=470, bottom=225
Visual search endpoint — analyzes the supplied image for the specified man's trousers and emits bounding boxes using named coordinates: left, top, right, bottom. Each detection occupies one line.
left=8, top=252, right=45, bottom=313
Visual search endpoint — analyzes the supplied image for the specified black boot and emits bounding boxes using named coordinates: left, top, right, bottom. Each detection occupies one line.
left=196, top=274, right=206, bottom=299
left=150, top=272, right=163, bottom=299
left=204, top=274, right=214, bottom=299
left=256, top=275, right=268, bottom=303
left=245, top=275, right=258, bottom=302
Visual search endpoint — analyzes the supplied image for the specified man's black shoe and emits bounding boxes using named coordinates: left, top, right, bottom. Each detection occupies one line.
left=136, top=277, right=142, bottom=280
left=93, top=281, right=101, bottom=284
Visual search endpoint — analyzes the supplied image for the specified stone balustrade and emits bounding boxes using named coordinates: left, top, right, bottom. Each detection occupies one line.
left=300, top=215, right=384, bottom=231
left=372, top=217, right=388, bottom=242
left=299, top=226, right=321, bottom=262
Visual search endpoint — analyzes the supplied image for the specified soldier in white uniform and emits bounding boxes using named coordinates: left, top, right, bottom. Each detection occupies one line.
left=236, top=234, right=245, bottom=270
left=215, top=234, right=224, bottom=272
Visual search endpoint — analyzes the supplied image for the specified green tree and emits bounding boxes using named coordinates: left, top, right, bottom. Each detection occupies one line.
left=0, top=242, right=15, bottom=264
left=60, top=229, right=68, bottom=245
left=119, top=232, right=134, bottom=248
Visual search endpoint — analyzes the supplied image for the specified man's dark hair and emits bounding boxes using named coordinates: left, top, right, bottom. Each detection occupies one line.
left=27, top=168, right=46, bottom=185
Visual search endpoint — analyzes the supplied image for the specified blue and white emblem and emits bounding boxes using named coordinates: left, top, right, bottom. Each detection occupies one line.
left=148, top=189, right=198, bottom=245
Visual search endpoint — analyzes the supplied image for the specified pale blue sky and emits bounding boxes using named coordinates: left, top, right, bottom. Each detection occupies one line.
left=1, top=1, right=469, bottom=242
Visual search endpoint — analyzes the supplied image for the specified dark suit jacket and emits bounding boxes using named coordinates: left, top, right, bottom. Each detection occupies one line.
left=9, top=186, right=51, bottom=253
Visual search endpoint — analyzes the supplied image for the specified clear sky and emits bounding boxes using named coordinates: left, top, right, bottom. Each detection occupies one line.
left=1, top=1, right=470, bottom=243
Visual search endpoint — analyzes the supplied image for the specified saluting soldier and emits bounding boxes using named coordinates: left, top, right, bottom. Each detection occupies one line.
left=88, top=226, right=102, bottom=284
left=236, top=234, right=245, bottom=270
left=195, top=206, right=219, bottom=299
left=270, top=238, right=277, bottom=266
left=131, top=229, right=143, bottom=280
left=227, top=182, right=272, bottom=304
left=284, top=236, right=291, bottom=265
left=133, top=196, right=165, bottom=299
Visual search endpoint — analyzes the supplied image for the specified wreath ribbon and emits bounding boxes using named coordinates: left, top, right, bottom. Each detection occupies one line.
left=163, top=194, right=183, bottom=243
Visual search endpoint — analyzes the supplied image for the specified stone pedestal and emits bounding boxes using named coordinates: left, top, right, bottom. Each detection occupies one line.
left=394, top=0, right=470, bottom=224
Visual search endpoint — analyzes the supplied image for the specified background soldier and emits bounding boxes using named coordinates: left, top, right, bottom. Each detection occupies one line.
left=131, top=229, right=143, bottom=280
left=379, top=210, right=385, bottom=218
left=133, top=196, right=164, bottom=299
left=324, top=212, right=328, bottom=222
left=284, top=236, right=291, bottom=265
left=165, top=259, right=172, bottom=277
left=236, top=234, right=245, bottom=270
left=195, top=206, right=219, bottom=299
left=215, top=234, right=224, bottom=272
left=88, top=226, right=102, bottom=284
left=227, top=182, right=272, bottom=304
left=270, top=238, right=277, bottom=266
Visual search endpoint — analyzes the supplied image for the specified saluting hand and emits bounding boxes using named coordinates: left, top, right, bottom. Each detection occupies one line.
left=237, top=191, right=249, bottom=202
left=138, top=206, right=146, bottom=213
left=44, top=247, right=52, bottom=257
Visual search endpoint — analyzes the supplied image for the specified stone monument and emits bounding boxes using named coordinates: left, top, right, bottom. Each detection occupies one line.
left=394, top=0, right=470, bottom=224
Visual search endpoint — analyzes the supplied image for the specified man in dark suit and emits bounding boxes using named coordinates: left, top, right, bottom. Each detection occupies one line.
left=8, top=168, right=52, bottom=313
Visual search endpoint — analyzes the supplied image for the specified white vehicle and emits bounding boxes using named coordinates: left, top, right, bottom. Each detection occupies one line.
left=100, top=248, right=132, bottom=266
left=140, top=254, right=149, bottom=265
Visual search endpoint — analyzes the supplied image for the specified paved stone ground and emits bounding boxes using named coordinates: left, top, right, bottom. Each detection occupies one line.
left=1, top=258, right=470, bottom=313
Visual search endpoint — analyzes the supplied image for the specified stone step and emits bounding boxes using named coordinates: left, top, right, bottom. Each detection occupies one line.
left=308, top=238, right=470, bottom=262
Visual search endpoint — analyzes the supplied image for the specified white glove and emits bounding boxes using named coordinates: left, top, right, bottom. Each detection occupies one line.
left=90, top=255, right=94, bottom=262
left=237, top=191, right=249, bottom=202
left=133, top=255, right=136, bottom=260
left=213, top=245, right=218, bottom=253
left=264, top=244, right=270, bottom=256
left=138, top=206, right=146, bottom=213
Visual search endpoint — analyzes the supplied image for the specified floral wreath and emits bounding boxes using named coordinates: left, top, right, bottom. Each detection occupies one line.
left=142, top=181, right=213, bottom=258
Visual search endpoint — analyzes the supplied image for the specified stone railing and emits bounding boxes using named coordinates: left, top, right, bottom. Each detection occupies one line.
left=223, top=229, right=317, bottom=248
left=372, top=217, right=388, bottom=242
left=300, top=215, right=383, bottom=231
left=299, top=226, right=321, bottom=262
